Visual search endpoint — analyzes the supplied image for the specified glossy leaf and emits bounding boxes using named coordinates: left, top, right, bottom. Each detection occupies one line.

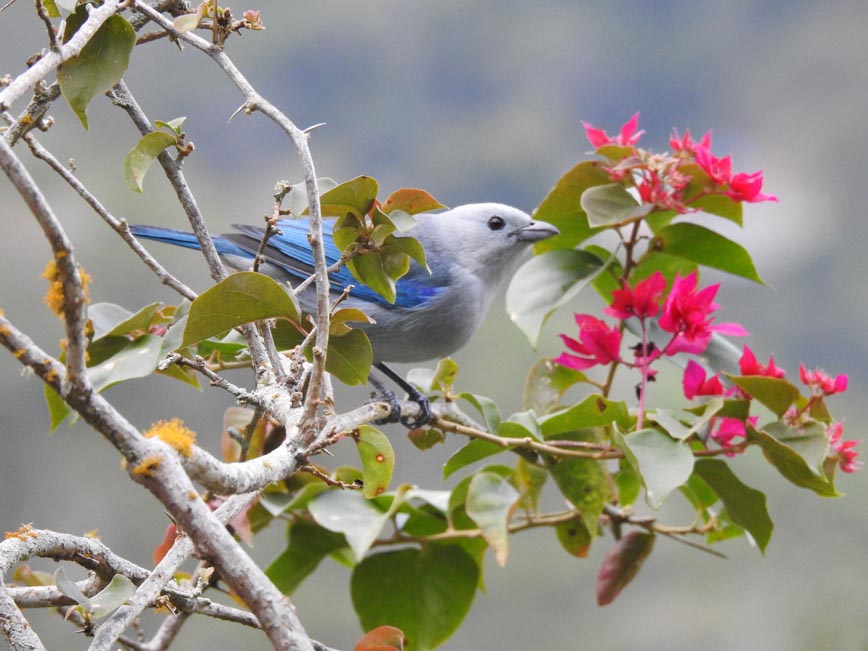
left=459, top=393, right=501, bottom=433
left=596, top=531, right=655, bottom=606
left=465, top=471, right=520, bottom=566
left=319, top=176, right=379, bottom=219
left=540, top=395, right=631, bottom=437
left=381, top=188, right=446, bottom=216
left=58, top=9, right=135, bottom=129
left=266, top=521, right=347, bottom=595
left=181, top=272, right=300, bottom=348
left=728, top=376, right=800, bottom=417
left=124, top=131, right=178, bottom=192
left=308, top=490, right=389, bottom=562
left=506, top=249, right=605, bottom=347
left=691, top=193, right=743, bottom=225
left=694, top=459, right=773, bottom=553
left=355, top=625, right=406, bottom=651
left=523, top=358, right=585, bottom=415
left=749, top=425, right=839, bottom=497
left=532, top=161, right=613, bottom=252
left=616, top=428, right=695, bottom=509
left=325, top=328, right=373, bottom=386
left=356, top=426, right=395, bottom=498
left=546, top=431, right=610, bottom=534
left=443, top=439, right=503, bottom=480
left=580, top=183, right=652, bottom=227
left=656, top=223, right=763, bottom=283
left=555, top=518, right=591, bottom=558
left=88, top=302, right=165, bottom=340
left=351, top=545, right=479, bottom=651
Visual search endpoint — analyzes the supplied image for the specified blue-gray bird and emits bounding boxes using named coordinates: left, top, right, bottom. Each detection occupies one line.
left=131, top=203, right=558, bottom=423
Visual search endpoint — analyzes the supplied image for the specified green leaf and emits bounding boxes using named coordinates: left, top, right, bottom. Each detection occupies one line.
left=727, top=376, right=800, bottom=417
left=88, top=302, right=164, bottom=340
left=555, top=518, right=591, bottom=558
left=45, top=384, right=71, bottom=432
left=347, top=251, right=397, bottom=304
left=88, top=574, right=136, bottom=619
left=86, top=334, right=164, bottom=390
left=381, top=188, right=446, bottom=216
left=58, top=10, right=135, bottom=129
left=319, top=176, right=379, bottom=219
left=123, top=131, right=178, bottom=192
left=515, top=456, right=548, bottom=512
left=656, top=223, right=763, bottom=283
left=523, top=358, right=585, bottom=415
left=443, top=439, right=504, bottom=480
left=181, top=272, right=300, bottom=348
left=540, top=395, right=631, bottom=437
left=691, top=194, right=743, bottom=225
left=580, top=183, right=652, bottom=227
left=615, top=460, right=641, bottom=506
left=324, top=328, right=373, bottom=386
left=42, top=0, right=61, bottom=18
left=749, top=425, right=839, bottom=497
left=356, top=426, right=395, bottom=499
left=546, top=430, right=610, bottom=535
left=266, top=521, right=347, bottom=595
left=596, top=531, right=655, bottom=606
left=351, top=545, right=479, bottom=651
left=532, top=161, right=613, bottom=252
left=308, top=490, right=389, bottom=562
left=458, top=393, right=501, bottom=432
left=615, top=428, right=695, bottom=509
left=465, top=471, right=520, bottom=566
left=506, top=249, right=605, bottom=347
left=694, top=458, right=773, bottom=553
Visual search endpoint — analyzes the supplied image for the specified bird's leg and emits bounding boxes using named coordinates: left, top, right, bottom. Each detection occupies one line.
left=370, top=362, right=432, bottom=428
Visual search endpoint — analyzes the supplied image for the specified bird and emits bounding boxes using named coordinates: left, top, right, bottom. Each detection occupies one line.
left=131, top=203, right=558, bottom=424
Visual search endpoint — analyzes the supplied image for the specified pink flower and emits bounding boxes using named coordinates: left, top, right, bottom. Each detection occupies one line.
left=799, top=365, right=848, bottom=396
left=682, top=360, right=725, bottom=400
left=582, top=112, right=644, bottom=149
left=555, top=314, right=622, bottom=371
left=727, top=171, right=778, bottom=203
left=659, top=272, right=748, bottom=355
left=826, top=422, right=862, bottom=473
left=694, top=144, right=733, bottom=184
left=670, top=128, right=712, bottom=154
left=710, top=416, right=757, bottom=448
left=739, top=346, right=786, bottom=378
left=605, top=272, right=667, bottom=320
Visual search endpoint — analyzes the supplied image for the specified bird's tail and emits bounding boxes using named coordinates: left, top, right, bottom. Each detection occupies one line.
left=129, top=225, right=251, bottom=258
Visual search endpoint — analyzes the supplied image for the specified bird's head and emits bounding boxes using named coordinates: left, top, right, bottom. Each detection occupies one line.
left=422, top=203, right=559, bottom=282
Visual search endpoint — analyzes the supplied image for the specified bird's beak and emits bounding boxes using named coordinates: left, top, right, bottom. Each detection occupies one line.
left=512, top=220, right=560, bottom=242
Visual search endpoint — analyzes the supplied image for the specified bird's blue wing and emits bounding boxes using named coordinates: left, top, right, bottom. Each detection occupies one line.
left=233, top=219, right=445, bottom=309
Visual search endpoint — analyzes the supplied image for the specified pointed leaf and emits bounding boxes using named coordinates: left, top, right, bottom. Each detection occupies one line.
left=319, top=176, right=379, bottom=218
left=694, top=458, right=773, bottom=553
left=616, top=428, right=695, bottom=509
left=465, top=471, right=520, bottom=566
left=381, top=188, right=446, bottom=216
left=581, top=183, right=652, bottom=227
left=58, top=10, right=135, bottom=129
left=124, top=131, right=178, bottom=192
left=656, top=223, right=763, bottom=283
left=728, top=375, right=800, bottom=417
left=749, top=426, right=839, bottom=497
left=308, top=490, right=389, bottom=562
left=88, top=574, right=136, bottom=619
left=325, top=328, right=373, bottom=386
left=181, top=272, right=300, bottom=348
left=507, top=248, right=606, bottom=347
left=266, top=521, right=347, bottom=595
left=532, top=161, right=613, bottom=252
left=351, top=545, right=479, bottom=651
left=54, top=567, right=90, bottom=609
left=356, top=426, right=395, bottom=498
left=596, top=531, right=655, bottom=606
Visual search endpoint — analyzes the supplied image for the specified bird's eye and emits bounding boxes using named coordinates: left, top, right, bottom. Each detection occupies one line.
left=487, top=215, right=506, bottom=231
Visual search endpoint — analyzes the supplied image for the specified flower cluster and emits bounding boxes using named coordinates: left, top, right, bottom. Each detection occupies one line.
left=582, top=113, right=778, bottom=213
left=556, top=269, right=860, bottom=473
left=555, top=271, right=745, bottom=373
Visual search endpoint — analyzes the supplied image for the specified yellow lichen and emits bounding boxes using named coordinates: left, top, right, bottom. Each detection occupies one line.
left=84, top=529, right=100, bottom=539
left=41, top=259, right=92, bottom=318
left=143, top=418, right=197, bottom=457
left=13, top=349, right=26, bottom=359
left=132, top=454, right=163, bottom=477
left=5, top=524, right=37, bottom=540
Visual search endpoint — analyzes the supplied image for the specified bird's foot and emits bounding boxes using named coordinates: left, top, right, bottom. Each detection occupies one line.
left=369, top=374, right=432, bottom=429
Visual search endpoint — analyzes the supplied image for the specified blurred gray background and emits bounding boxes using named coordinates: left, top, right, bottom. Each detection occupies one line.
left=2, top=1, right=867, bottom=650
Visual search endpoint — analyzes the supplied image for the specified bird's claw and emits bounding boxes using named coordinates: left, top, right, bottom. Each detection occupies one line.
left=369, top=375, right=432, bottom=428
